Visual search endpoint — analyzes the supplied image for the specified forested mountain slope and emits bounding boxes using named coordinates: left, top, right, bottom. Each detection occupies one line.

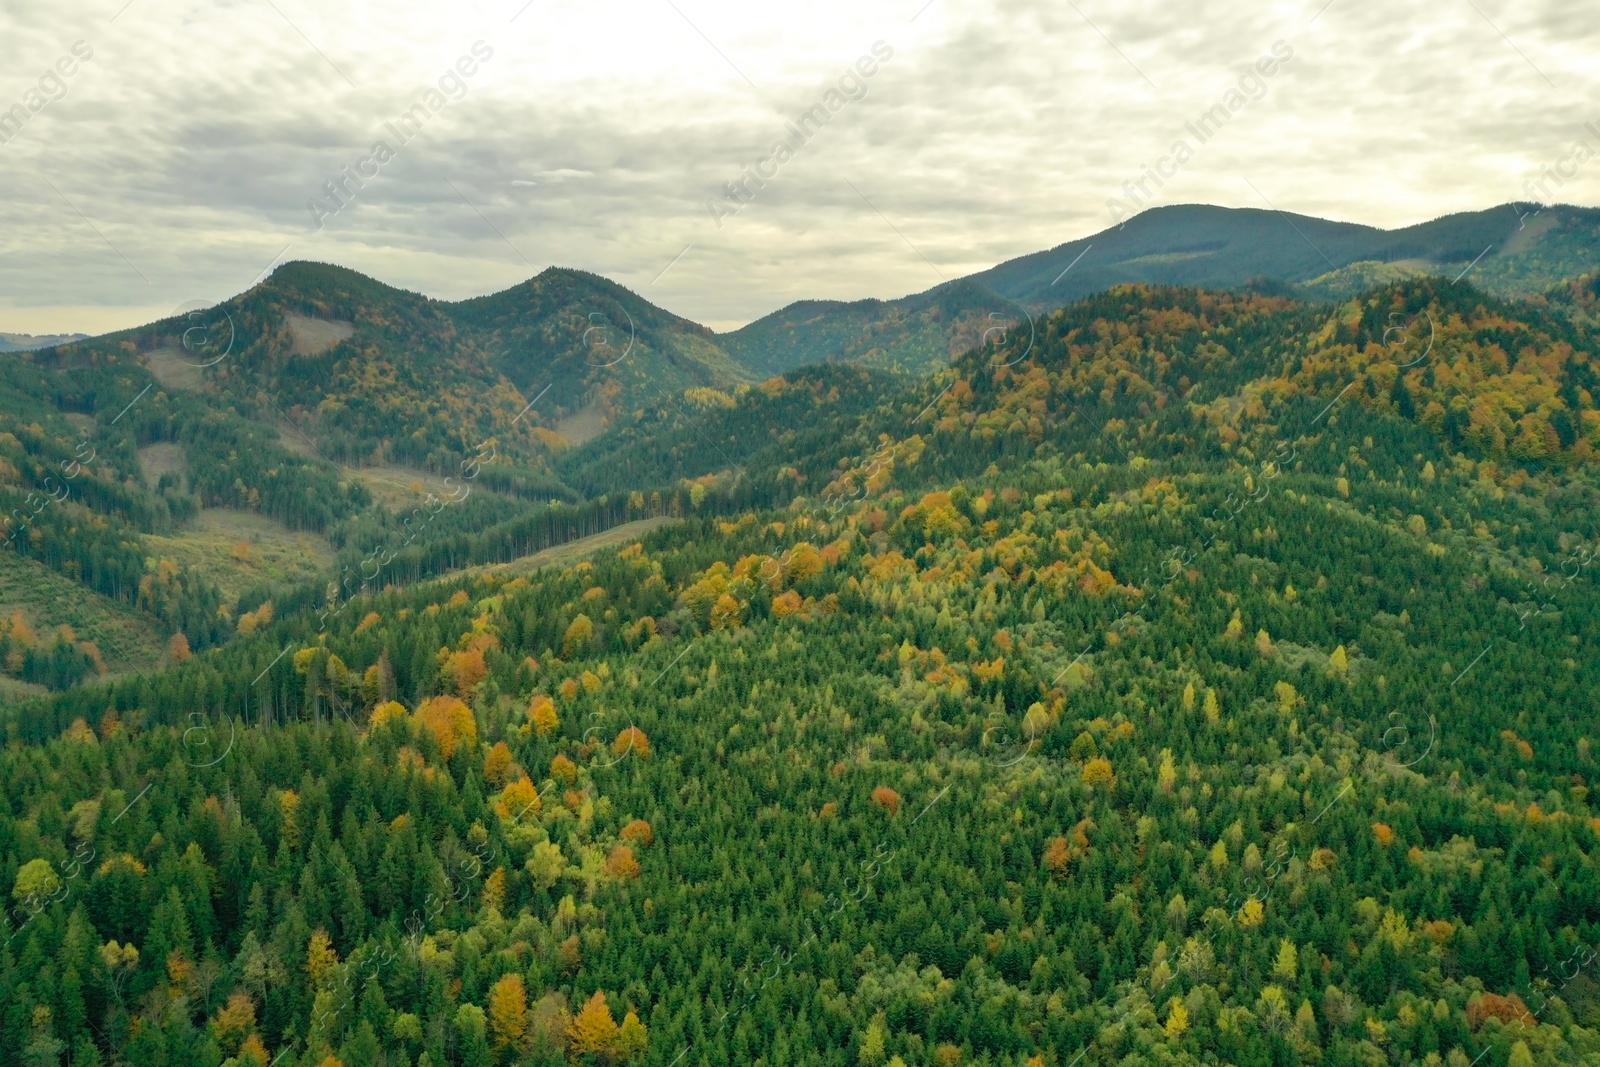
left=725, top=203, right=1600, bottom=376
left=2, top=275, right=1599, bottom=1067
left=716, top=279, right=1026, bottom=378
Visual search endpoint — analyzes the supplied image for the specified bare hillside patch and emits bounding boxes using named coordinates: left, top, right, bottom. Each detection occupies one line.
left=143, top=347, right=206, bottom=391
left=137, top=442, right=188, bottom=489
left=286, top=313, right=354, bottom=355
left=145, top=507, right=334, bottom=606
left=553, top=400, right=608, bottom=446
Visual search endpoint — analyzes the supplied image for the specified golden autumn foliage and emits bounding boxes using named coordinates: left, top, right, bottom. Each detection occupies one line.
left=210, top=991, right=256, bottom=1052
left=63, top=718, right=97, bottom=745
left=709, top=592, right=744, bottom=630
left=771, top=589, right=804, bottom=617
left=871, top=786, right=901, bottom=815
left=496, top=778, right=542, bottom=822
left=786, top=542, right=825, bottom=582
left=567, top=991, right=619, bottom=1054
left=413, top=695, right=477, bottom=760
left=620, top=818, right=654, bottom=846
left=167, top=948, right=193, bottom=988
left=1081, top=757, right=1116, bottom=790
left=1164, top=998, right=1190, bottom=1038
left=483, top=866, right=506, bottom=912
left=550, top=753, right=578, bottom=783
left=236, top=600, right=274, bottom=635
left=279, top=790, right=301, bottom=849
left=236, top=1034, right=270, bottom=1067
left=1373, top=822, right=1395, bottom=846
left=562, top=614, right=595, bottom=656
left=972, top=657, right=1005, bottom=682
left=443, top=647, right=488, bottom=697
left=612, top=726, right=651, bottom=759
left=370, top=699, right=407, bottom=729
left=483, top=741, right=518, bottom=788
left=487, top=973, right=528, bottom=1051
left=528, top=694, right=559, bottom=736
left=1044, top=836, right=1071, bottom=876
left=615, top=1009, right=649, bottom=1060
left=167, top=632, right=192, bottom=663
left=605, top=844, right=641, bottom=879
left=306, top=928, right=337, bottom=987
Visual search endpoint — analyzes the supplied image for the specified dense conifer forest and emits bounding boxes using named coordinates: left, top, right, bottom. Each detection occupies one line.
left=2, top=271, right=1599, bottom=1067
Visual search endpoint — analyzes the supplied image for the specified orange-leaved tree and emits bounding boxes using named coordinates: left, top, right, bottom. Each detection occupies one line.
left=605, top=844, right=641, bottom=880
left=612, top=727, right=651, bottom=760
left=413, top=695, right=477, bottom=760
left=871, top=786, right=901, bottom=815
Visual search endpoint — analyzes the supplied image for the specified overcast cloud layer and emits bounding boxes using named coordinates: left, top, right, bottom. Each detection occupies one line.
left=2, top=0, right=1598, bottom=334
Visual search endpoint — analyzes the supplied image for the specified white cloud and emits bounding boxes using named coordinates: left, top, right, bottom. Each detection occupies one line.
left=0, top=0, right=1595, bottom=334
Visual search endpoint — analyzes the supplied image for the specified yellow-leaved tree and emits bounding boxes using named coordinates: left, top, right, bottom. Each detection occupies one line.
left=567, top=990, right=618, bottom=1056
left=615, top=1009, right=649, bottom=1061
left=495, top=779, right=541, bottom=823
left=1273, top=939, right=1299, bottom=982
left=305, top=928, right=337, bottom=988
left=483, top=741, right=518, bottom=788
left=487, top=973, right=528, bottom=1053
left=1164, top=998, right=1189, bottom=1038
left=1081, top=757, right=1115, bottom=791
left=562, top=614, right=595, bottom=657
left=528, top=694, right=559, bottom=736
left=413, top=695, right=477, bottom=760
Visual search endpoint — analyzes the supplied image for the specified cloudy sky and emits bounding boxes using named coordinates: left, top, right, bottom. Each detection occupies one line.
left=2, top=0, right=1598, bottom=335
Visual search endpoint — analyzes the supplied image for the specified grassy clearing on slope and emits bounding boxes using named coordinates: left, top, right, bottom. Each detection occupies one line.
left=137, top=442, right=188, bottom=489
left=553, top=399, right=607, bottom=446
left=350, top=465, right=461, bottom=510
left=272, top=423, right=460, bottom=510
left=0, top=550, right=166, bottom=676
left=472, top=516, right=679, bottom=579
left=144, top=507, right=335, bottom=606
